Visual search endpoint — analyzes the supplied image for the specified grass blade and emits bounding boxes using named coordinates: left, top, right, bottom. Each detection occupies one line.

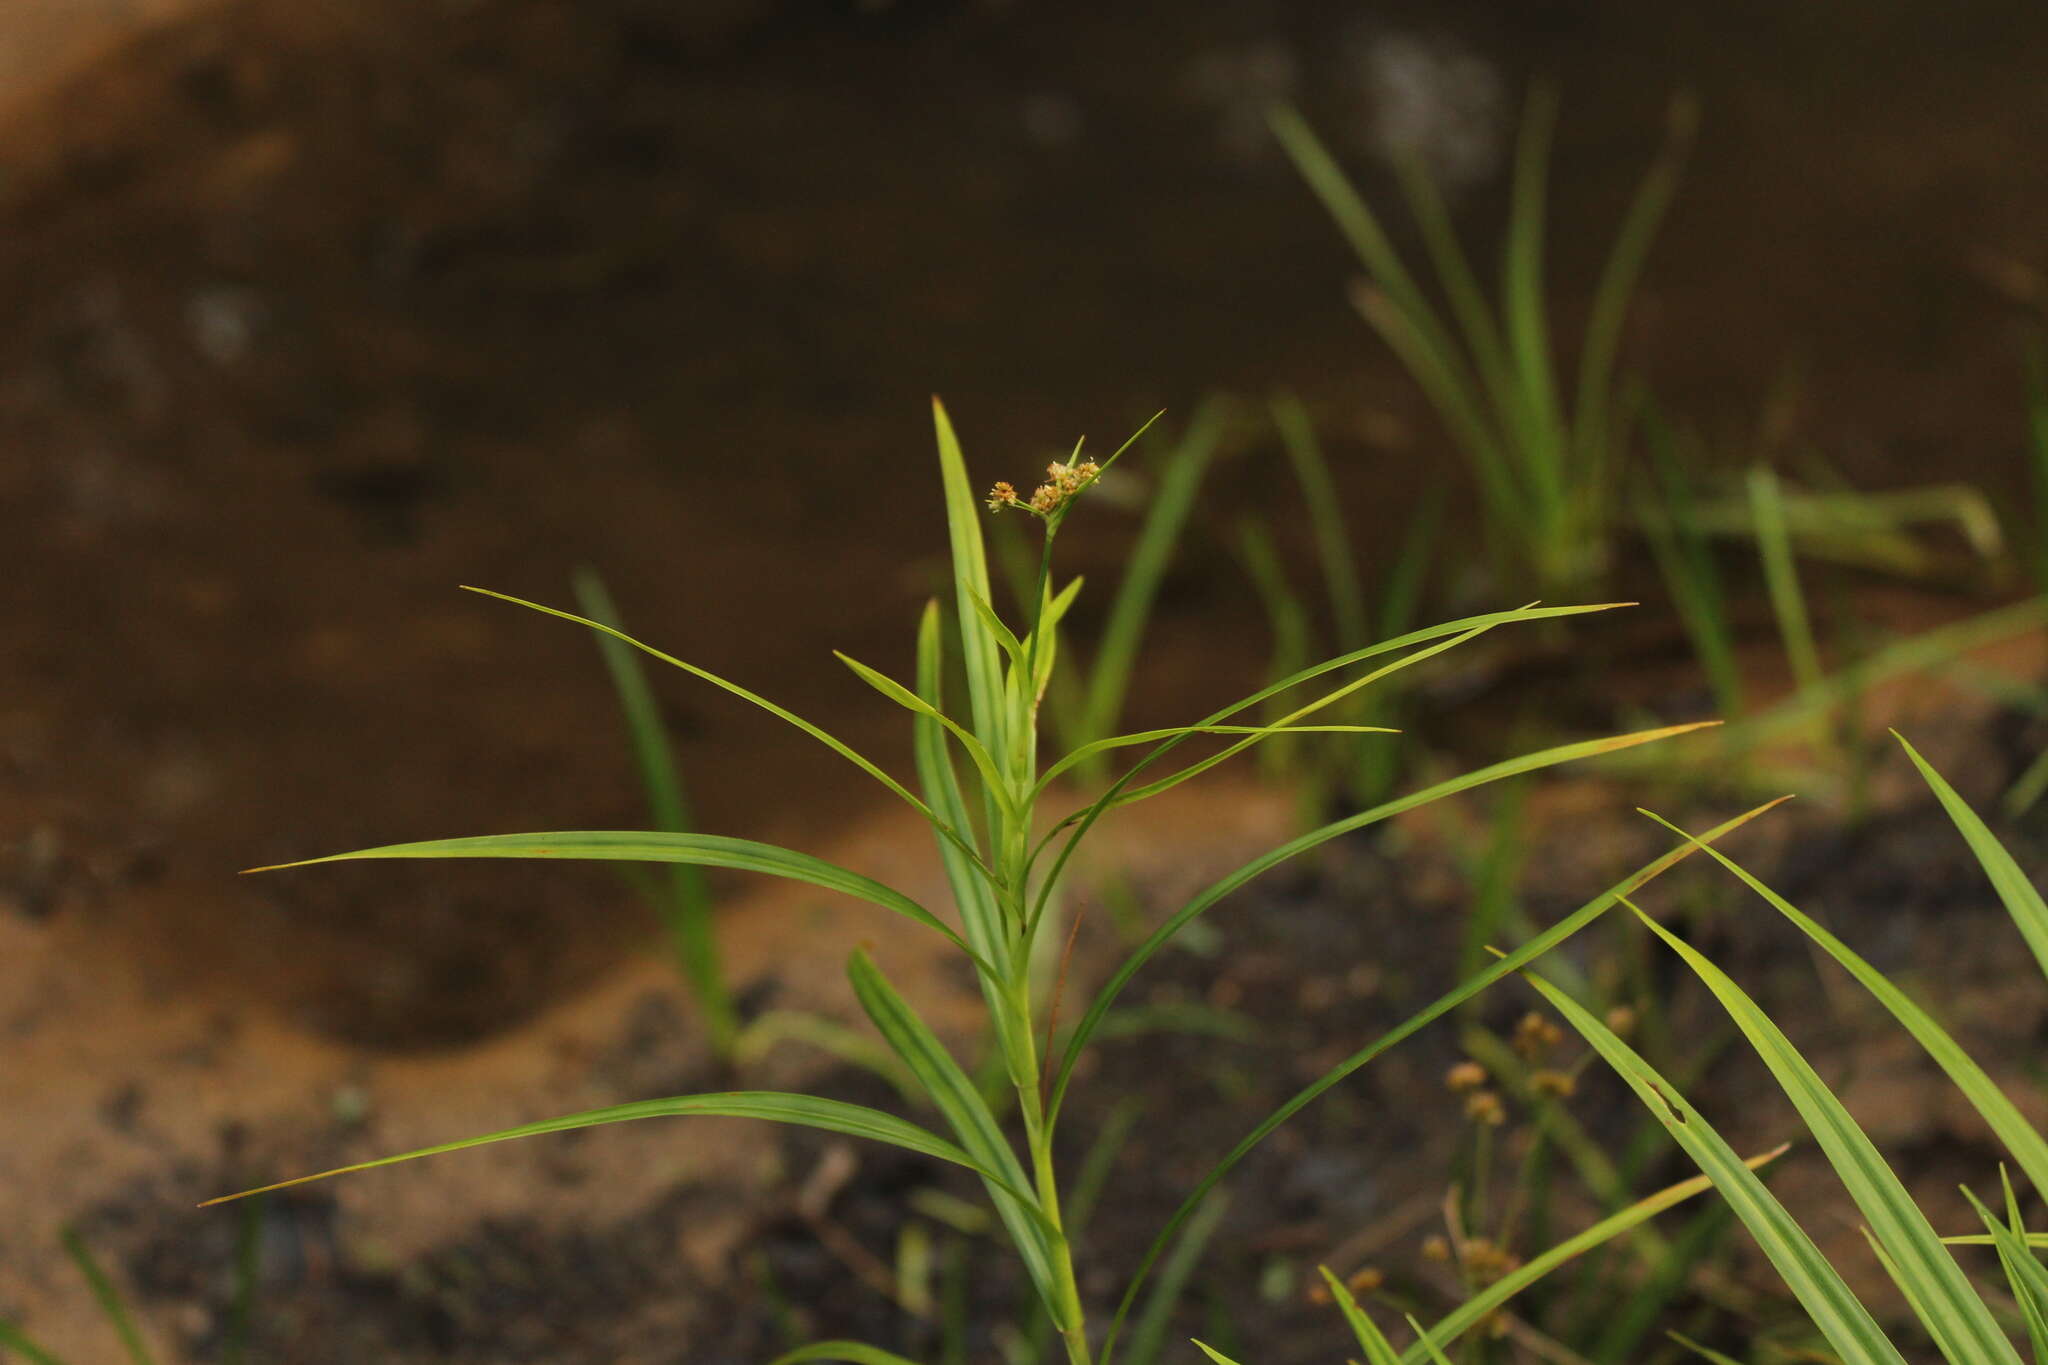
left=249, top=829, right=983, bottom=968
left=769, top=1342, right=931, bottom=1365
left=835, top=651, right=1020, bottom=822
left=1273, top=393, right=1367, bottom=648
left=911, top=600, right=1017, bottom=1031
left=1573, top=94, right=1693, bottom=517
left=1400, top=1151, right=1783, bottom=1364
left=1666, top=1332, right=1745, bottom=1365
left=1028, top=601, right=1635, bottom=934
left=1502, top=83, right=1566, bottom=540
left=1037, top=725, right=1391, bottom=795
left=1094, top=799, right=1784, bottom=1365
left=571, top=568, right=734, bottom=1053
left=1625, top=901, right=2022, bottom=1364
left=1896, top=731, right=2048, bottom=987
left=932, top=397, right=1011, bottom=773
left=1057, top=721, right=1723, bottom=1124
left=223, top=1196, right=263, bottom=1365
left=1319, top=1266, right=1402, bottom=1365
left=1524, top=969, right=1911, bottom=1365
left=60, top=1229, right=153, bottom=1365
left=845, top=950, right=1066, bottom=1327
left=1640, top=805, right=2048, bottom=1201
left=203, top=1092, right=995, bottom=1206
left=462, top=585, right=969, bottom=850
left=1963, top=1182, right=2048, bottom=1363
left=1123, top=1192, right=1229, bottom=1365
left=1747, top=466, right=1824, bottom=695
left=0, top=1320, right=67, bottom=1365
left=1077, top=399, right=1227, bottom=757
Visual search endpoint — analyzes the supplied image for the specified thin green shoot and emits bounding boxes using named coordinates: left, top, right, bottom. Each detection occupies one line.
left=572, top=567, right=737, bottom=1058
left=62, top=1227, right=155, bottom=1365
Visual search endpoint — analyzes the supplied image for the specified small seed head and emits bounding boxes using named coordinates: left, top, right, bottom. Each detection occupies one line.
left=1464, top=1090, right=1507, bottom=1127
left=1345, top=1266, right=1385, bottom=1294
left=1444, top=1060, right=1488, bottom=1093
left=1512, top=1010, right=1565, bottom=1061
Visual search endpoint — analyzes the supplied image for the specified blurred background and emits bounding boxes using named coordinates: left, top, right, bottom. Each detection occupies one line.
left=5, top=0, right=2048, bottom=1359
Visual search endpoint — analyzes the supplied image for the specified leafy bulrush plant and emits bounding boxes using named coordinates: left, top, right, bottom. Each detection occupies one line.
left=212, top=401, right=1731, bottom=1364
left=1510, top=734, right=2048, bottom=1365
left=1271, top=86, right=1693, bottom=599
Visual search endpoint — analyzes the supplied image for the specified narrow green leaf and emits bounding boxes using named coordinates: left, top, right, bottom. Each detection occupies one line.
left=571, top=568, right=734, bottom=1053
left=845, top=950, right=1066, bottom=1327
left=1403, top=1315, right=1455, bottom=1365
left=1191, top=1344, right=1245, bottom=1365
left=1573, top=93, right=1692, bottom=515
left=1266, top=107, right=1485, bottom=439
left=61, top=1229, right=153, bottom=1365
left=769, top=1342, right=930, bottom=1365
left=1029, top=600, right=1630, bottom=925
left=0, top=1317, right=70, bottom=1365
left=1318, top=1266, right=1401, bottom=1365
left=1640, top=805, right=2048, bottom=1201
left=1072, top=621, right=1469, bottom=812
left=223, top=1195, right=263, bottom=1365
left=251, top=829, right=984, bottom=969
left=1525, top=970, right=1910, bottom=1365
left=1963, top=1182, right=2048, bottom=1364
left=1665, top=1332, right=1746, bottom=1365
left=912, top=601, right=1018, bottom=1062
left=1897, top=732, right=2048, bottom=987
left=1058, top=721, right=1721, bottom=1120
left=1094, top=800, right=1784, bottom=1365
left=1124, top=1192, right=1229, bottom=1365
left=1399, top=1150, right=1784, bottom=1365
left=1078, top=398, right=1227, bottom=753
left=1999, top=1168, right=2048, bottom=1365
left=1273, top=394, right=1367, bottom=649
left=1036, top=724, right=1393, bottom=796
left=1748, top=465, right=1824, bottom=695
left=732, top=1010, right=920, bottom=1105
left=836, top=651, right=1020, bottom=822
left=202, top=1093, right=990, bottom=1206
left=1502, top=82, right=1566, bottom=539
left=931, top=397, right=1010, bottom=774
left=1627, top=901, right=2021, bottom=1364
left=462, top=585, right=961, bottom=842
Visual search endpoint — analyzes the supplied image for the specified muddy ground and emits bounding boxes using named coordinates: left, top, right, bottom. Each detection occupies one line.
left=7, top=0, right=2048, bottom=1360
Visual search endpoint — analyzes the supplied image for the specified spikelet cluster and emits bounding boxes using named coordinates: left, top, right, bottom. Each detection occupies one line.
left=987, top=458, right=1102, bottom=516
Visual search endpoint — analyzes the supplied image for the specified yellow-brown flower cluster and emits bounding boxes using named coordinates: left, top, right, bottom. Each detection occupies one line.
left=1512, top=1010, right=1565, bottom=1061
left=986, top=459, right=1102, bottom=516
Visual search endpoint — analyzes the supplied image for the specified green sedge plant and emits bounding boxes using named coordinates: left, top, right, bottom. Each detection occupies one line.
left=1495, top=732, right=2048, bottom=1365
left=1624, top=393, right=2044, bottom=807
left=1271, top=85, right=1694, bottom=598
left=211, top=400, right=1737, bottom=1364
